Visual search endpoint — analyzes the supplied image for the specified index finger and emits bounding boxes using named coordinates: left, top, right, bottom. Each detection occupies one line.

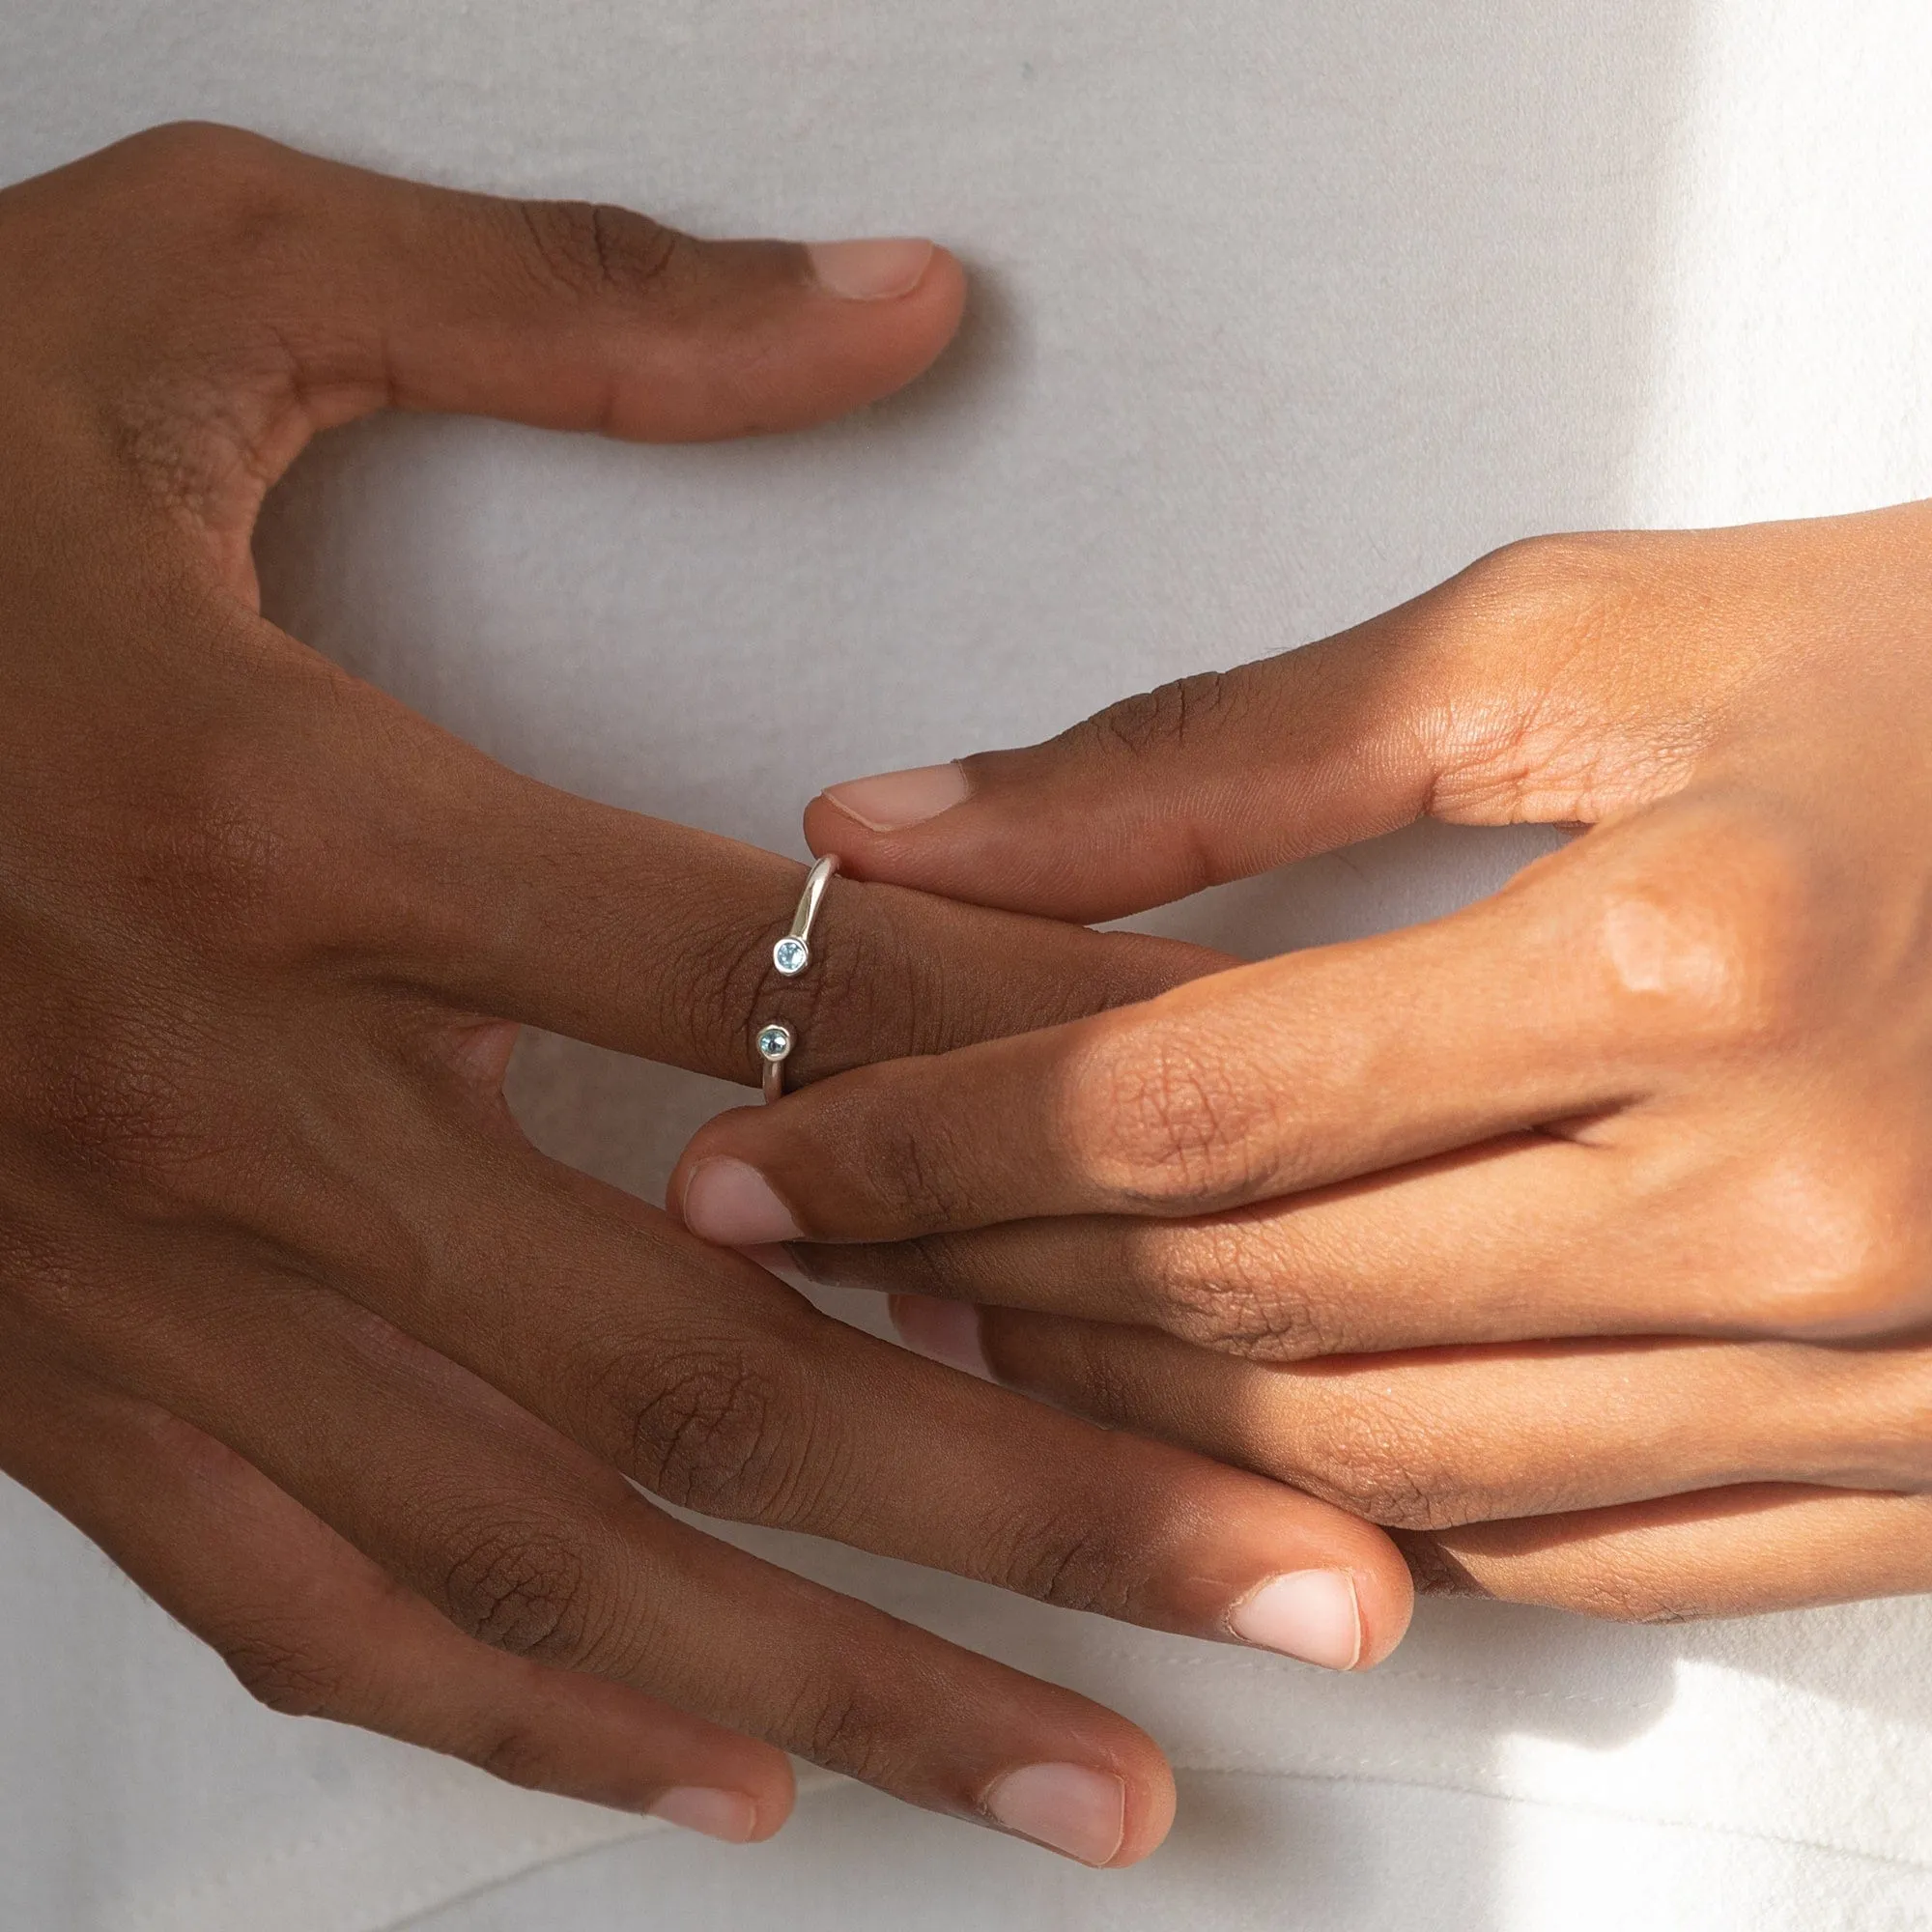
left=207, top=646, right=1227, bottom=1087
left=668, top=857, right=1634, bottom=1245
left=438, top=770, right=1231, bottom=1084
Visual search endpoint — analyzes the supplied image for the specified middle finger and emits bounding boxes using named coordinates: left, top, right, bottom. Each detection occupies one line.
left=369, top=1132, right=1415, bottom=1665
left=788, top=1134, right=1653, bottom=1359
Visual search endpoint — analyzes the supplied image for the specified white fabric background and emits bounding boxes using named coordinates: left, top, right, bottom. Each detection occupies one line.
left=3, top=3, right=1931, bottom=1928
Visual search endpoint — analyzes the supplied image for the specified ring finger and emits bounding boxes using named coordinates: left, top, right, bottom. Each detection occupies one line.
left=1420, top=1485, right=1932, bottom=1623
left=918, top=1304, right=1932, bottom=1527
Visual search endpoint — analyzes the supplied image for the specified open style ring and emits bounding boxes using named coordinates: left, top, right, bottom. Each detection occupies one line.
left=757, top=855, right=838, bottom=1103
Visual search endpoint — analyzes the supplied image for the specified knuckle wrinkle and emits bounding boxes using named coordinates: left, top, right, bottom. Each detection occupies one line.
left=440, top=1520, right=592, bottom=1662
left=621, top=1346, right=801, bottom=1520
left=515, top=200, right=680, bottom=303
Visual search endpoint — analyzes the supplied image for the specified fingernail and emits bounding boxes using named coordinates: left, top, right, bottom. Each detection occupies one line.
left=681, top=1159, right=803, bottom=1247
left=806, top=238, right=934, bottom=300
left=985, top=1763, right=1126, bottom=1866
left=889, top=1294, right=993, bottom=1380
left=1228, top=1570, right=1362, bottom=1670
left=648, top=1786, right=759, bottom=1843
left=820, top=761, right=970, bottom=833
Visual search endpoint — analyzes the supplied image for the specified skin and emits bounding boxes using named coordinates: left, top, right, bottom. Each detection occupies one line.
left=676, top=502, right=1932, bottom=1623
left=0, top=126, right=1422, bottom=1866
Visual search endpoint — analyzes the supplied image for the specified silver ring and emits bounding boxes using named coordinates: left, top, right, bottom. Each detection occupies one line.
left=756, top=856, right=838, bottom=1104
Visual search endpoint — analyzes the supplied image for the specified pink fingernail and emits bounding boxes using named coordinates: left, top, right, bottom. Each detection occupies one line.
left=648, top=1786, right=759, bottom=1842
left=1228, top=1570, right=1362, bottom=1670
left=820, top=761, right=970, bottom=833
left=806, top=238, right=934, bottom=300
left=890, top=1294, right=993, bottom=1380
left=985, top=1763, right=1125, bottom=1865
left=681, top=1159, right=803, bottom=1247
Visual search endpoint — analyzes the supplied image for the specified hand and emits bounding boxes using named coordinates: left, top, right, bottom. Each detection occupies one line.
left=674, top=505, right=1932, bottom=1624
left=0, top=125, right=1416, bottom=1867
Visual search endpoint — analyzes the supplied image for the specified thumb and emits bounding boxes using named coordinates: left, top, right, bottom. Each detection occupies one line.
left=804, top=605, right=1455, bottom=925
left=40, top=123, right=963, bottom=547
left=803, top=541, right=1673, bottom=923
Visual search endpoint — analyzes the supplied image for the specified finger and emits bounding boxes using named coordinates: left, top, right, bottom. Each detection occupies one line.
left=88, top=600, right=1223, bottom=1094
left=411, top=804, right=1228, bottom=1089
left=670, top=866, right=1650, bottom=1246
left=926, top=1309, right=1932, bottom=1527
left=49, top=124, right=964, bottom=496
left=791, top=1136, right=1641, bottom=1357
left=46, top=1256, right=1181, bottom=1866
left=0, top=1345, right=793, bottom=1839
left=801, top=536, right=1695, bottom=922
left=1412, top=1485, right=1932, bottom=1622
left=321, top=1130, right=1413, bottom=1679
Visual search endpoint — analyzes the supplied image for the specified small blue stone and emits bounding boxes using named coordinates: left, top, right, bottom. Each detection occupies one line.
left=774, top=936, right=810, bottom=977
left=757, top=1024, right=792, bottom=1061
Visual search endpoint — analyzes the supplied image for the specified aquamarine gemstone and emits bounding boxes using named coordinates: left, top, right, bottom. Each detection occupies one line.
left=756, top=1024, right=792, bottom=1061
left=773, top=936, right=810, bottom=976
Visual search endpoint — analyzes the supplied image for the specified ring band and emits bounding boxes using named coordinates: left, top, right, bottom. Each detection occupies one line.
left=773, top=856, right=838, bottom=979
left=757, top=855, right=838, bottom=1103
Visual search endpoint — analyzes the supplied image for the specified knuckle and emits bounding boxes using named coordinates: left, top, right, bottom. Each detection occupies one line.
left=111, top=120, right=280, bottom=178
left=1451, top=531, right=1642, bottom=639
left=778, top=1680, right=895, bottom=1787
left=1072, top=669, right=1239, bottom=762
left=1298, top=1401, right=1463, bottom=1532
left=469, top=1717, right=569, bottom=1794
left=438, top=1516, right=598, bottom=1662
left=128, top=766, right=312, bottom=960
left=1732, top=1148, right=1926, bottom=1335
left=1016, top=1310, right=1142, bottom=1429
left=27, top=1011, right=231, bottom=1193
left=74, top=128, right=317, bottom=511
left=886, top=1122, right=972, bottom=1227
left=837, top=1106, right=978, bottom=1231
left=112, top=123, right=308, bottom=278
left=992, top=1507, right=1140, bottom=1621
left=511, top=199, right=681, bottom=305
left=1586, top=804, right=1823, bottom=1054
left=1400, top=1533, right=1710, bottom=1620
left=614, top=1340, right=810, bottom=1521
left=1416, top=531, right=1662, bottom=815
left=219, top=1626, right=350, bottom=1719
left=119, top=682, right=391, bottom=965
left=105, top=122, right=290, bottom=209
left=1070, top=1025, right=1278, bottom=1210
left=1135, top=1221, right=1343, bottom=1359
left=1395, top=1530, right=1482, bottom=1599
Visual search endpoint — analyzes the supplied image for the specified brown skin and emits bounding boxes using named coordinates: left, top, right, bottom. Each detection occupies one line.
left=677, top=504, right=1932, bottom=1622
left=0, top=126, right=1419, bottom=1863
